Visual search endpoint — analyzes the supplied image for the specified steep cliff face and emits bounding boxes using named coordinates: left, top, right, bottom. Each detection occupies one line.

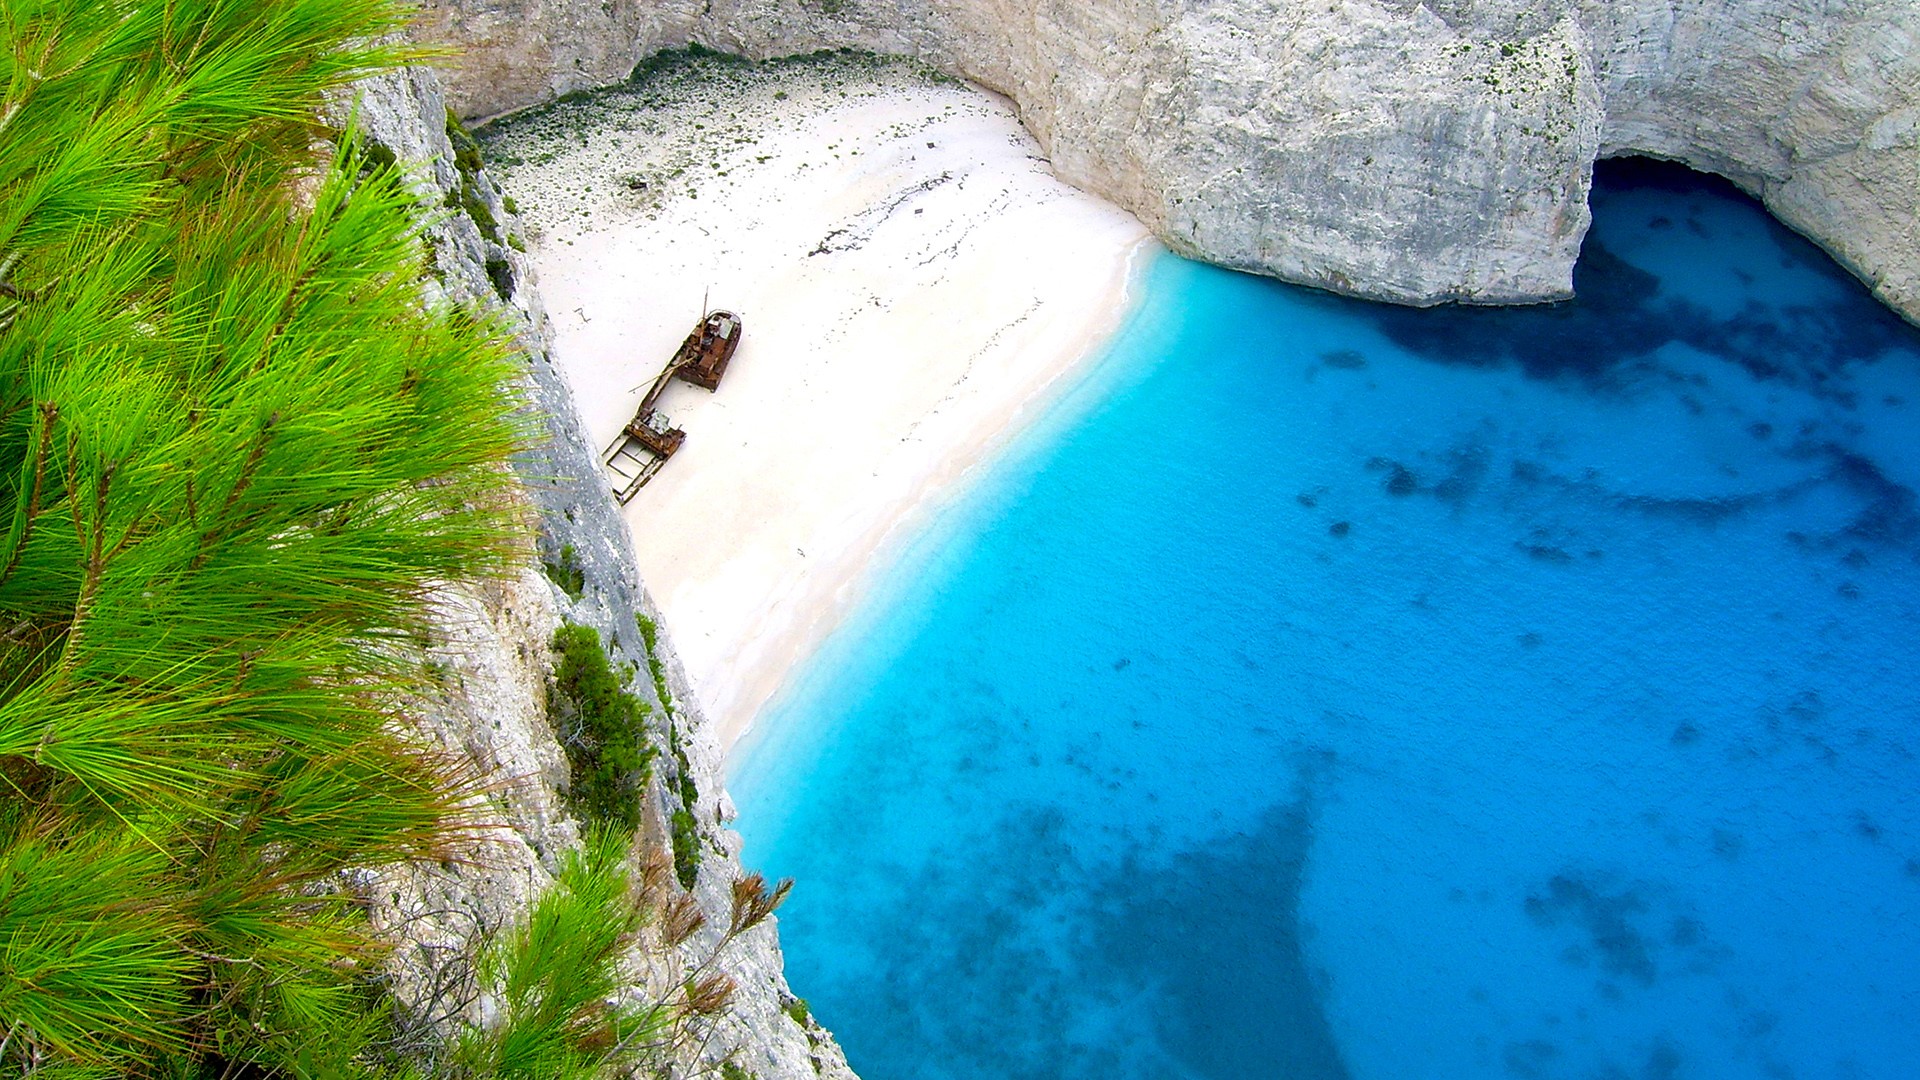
left=342, top=63, right=855, bottom=1080
left=415, top=0, right=1918, bottom=322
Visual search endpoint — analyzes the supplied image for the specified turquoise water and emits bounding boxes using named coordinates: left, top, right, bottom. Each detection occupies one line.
left=729, top=160, right=1920, bottom=1080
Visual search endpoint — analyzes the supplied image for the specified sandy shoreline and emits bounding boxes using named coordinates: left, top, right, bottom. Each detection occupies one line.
left=483, top=56, right=1151, bottom=751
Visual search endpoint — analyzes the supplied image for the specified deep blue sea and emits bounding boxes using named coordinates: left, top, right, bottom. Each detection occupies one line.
left=729, top=160, right=1920, bottom=1080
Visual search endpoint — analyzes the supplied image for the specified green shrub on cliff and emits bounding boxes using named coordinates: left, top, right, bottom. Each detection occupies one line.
left=0, top=0, right=523, bottom=1071
left=549, top=622, right=656, bottom=828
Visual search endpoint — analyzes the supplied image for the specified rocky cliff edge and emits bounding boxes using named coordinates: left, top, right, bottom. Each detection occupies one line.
left=341, top=62, right=856, bottom=1080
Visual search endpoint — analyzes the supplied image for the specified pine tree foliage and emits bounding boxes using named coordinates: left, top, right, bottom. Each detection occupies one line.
left=0, top=0, right=524, bottom=1071
left=453, top=829, right=667, bottom=1080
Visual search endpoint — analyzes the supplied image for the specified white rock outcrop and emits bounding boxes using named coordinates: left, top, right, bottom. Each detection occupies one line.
left=414, top=0, right=1919, bottom=322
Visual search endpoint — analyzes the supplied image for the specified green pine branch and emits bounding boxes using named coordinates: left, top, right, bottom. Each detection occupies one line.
left=0, top=0, right=526, bottom=1071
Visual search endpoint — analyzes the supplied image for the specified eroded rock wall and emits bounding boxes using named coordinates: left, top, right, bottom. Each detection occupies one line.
left=342, top=62, right=854, bottom=1080
left=415, top=0, right=1919, bottom=322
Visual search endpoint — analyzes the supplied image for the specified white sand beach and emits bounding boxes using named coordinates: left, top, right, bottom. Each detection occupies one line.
left=484, top=57, right=1150, bottom=750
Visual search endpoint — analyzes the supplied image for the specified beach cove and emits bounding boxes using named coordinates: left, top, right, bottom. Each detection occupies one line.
left=481, top=52, right=1149, bottom=747
left=14, top=2, right=1915, bottom=1075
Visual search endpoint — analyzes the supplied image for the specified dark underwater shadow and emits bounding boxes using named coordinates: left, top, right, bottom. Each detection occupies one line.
left=1307, top=158, right=1918, bottom=396
left=1087, top=791, right=1351, bottom=1080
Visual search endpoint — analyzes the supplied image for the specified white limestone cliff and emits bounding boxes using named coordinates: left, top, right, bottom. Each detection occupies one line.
left=341, top=64, right=856, bottom=1080
left=413, top=0, right=1919, bottom=322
